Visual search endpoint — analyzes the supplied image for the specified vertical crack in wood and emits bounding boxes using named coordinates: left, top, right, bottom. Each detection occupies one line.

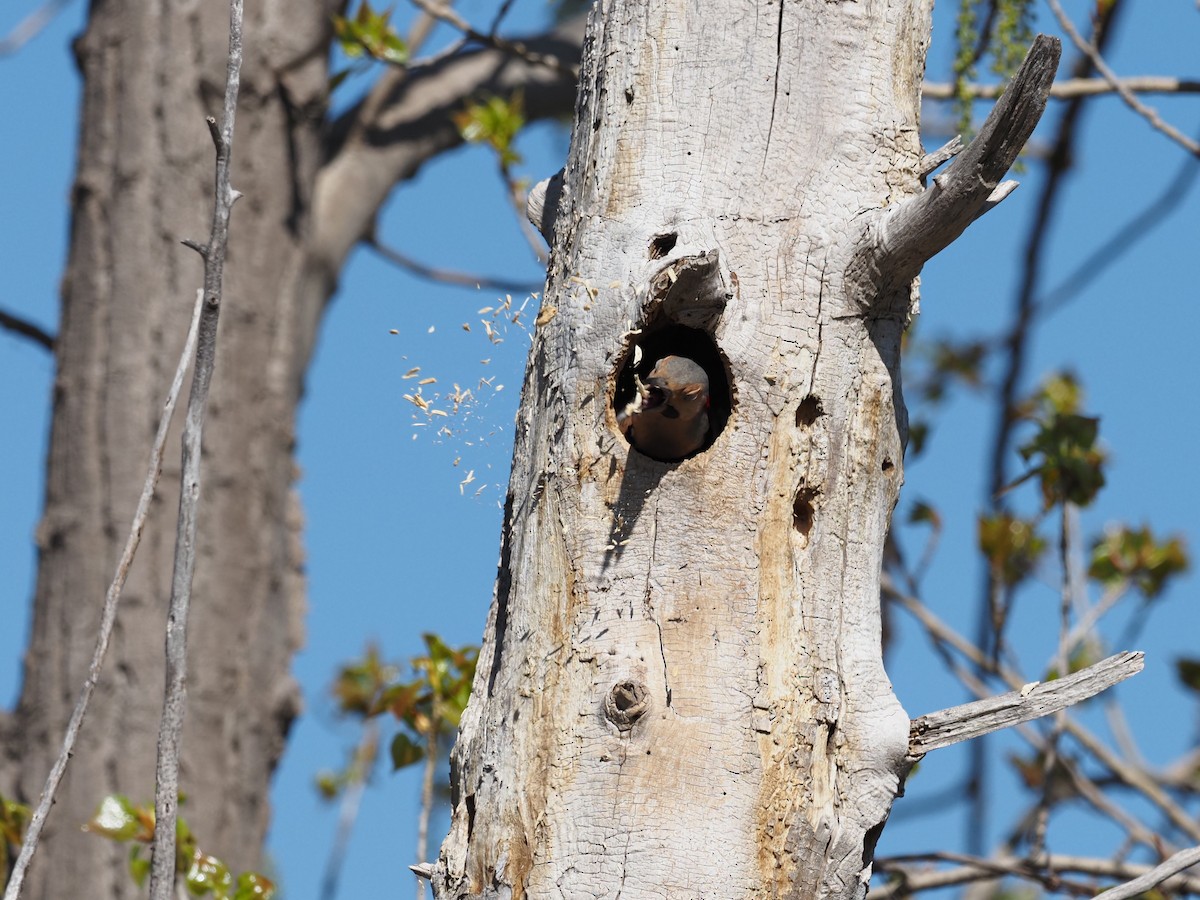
left=765, top=0, right=787, bottom=163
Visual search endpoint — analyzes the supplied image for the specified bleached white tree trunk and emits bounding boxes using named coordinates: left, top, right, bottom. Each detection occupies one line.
left=437, top=2, right=1059, bottom=897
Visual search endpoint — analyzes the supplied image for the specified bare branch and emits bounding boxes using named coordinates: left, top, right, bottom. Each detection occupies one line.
left=0, top=0, right=72, bottom=56
left=147, top=2, right=244, bottom=897
left=406, top=0, right=577, bottom=79
left=0, top=307, right=54, bottom=350
left=850, top=35, right=1061, bottom=304
left=917, top=136, right=964, bottom=177
left=1092, top=845, right=1200, bottom=900
left=891, top=583, right=1200, bottom=846
left=923, top=75, right=1200, bottom=101
left=0, top=290, right=204, bottom=900
left=318, top=722, right=378, bottom=900
left=308, top=18, right=581, bottom=314
left=365, top=234, right=541, bottom=294
left=909, top=652, right=1144, bottom=756
left=874, top=851, right=1200, bottom=899
left=1045, top=0, right=1200, bottom=157
left=1037, top=137, right=1200, bottom=317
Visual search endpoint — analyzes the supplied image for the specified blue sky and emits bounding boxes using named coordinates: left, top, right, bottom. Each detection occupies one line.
left=2, top=1, right=1198, bottom=897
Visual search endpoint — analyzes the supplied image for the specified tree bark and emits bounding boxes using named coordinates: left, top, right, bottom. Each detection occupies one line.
left=2, top=2, right=330, bottom=894
left=436, top=2, right=1049, bottom=898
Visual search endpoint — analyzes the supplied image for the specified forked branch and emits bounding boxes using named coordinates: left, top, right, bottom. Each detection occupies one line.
left=850, top=35, right=1061, bottom=304
left=147, top=2, right=245, bottom=897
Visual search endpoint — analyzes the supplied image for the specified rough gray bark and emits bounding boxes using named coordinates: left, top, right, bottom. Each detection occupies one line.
left=437, top=5, right=1056, bottom=899
left=0, top=4, right=580, bottom=896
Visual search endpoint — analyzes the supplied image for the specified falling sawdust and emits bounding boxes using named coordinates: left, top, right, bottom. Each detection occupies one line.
left=389, top=291, right=538, bottom=504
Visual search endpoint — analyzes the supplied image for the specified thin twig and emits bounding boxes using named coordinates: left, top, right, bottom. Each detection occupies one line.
left=0, top=0, right=73, bottom=56
left=146, top=2, right=244, bottom=898
left=907, top=651, right=1143, bottom=757
left=1092, top=844, right=1200, bottom=900
left=415, top=730, right=439, bottom=900
left=923, top=76, right=1200, bottom=101
left=0, top=307, right=55, bottom=350
left=407, top=0, right=578, bottom=79
left=365, top=235, right=541, bottom=294
left=1036, top=133, right=1200, bottom=318
left=0, top=289, right=205, bottom=900
left=973, top=2, right=1125, bottom=853
left=318, top=722, right=379, bottom=900
left=890, top=583, right=1200, bottom=846
left=1045, top=0, right=1200, bottom=156
left=874, top=850, right=1200, bottom=899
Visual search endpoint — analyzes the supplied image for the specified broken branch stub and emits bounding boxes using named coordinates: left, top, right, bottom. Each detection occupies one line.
left=908, top=651, right=1144, bottom=758
left=651, top=251, right=729, bottom=332
left=848, top=34, right=1061, bottom=309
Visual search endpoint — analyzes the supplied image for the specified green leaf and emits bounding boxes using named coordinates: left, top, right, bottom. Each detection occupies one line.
left=978, top=513, right=1046, bottom=587
left=0, top=794, right=30, bottom=849
left=908, top=500, right=941, bottom=528
left=454, top=93, right=526, bottom=166
left=1089, top=525, right=1188, bottom=598
left=1018, top=411, right=1106, bottom=508
left=184, top=848, right=233, bottom=897
left=391, top=732, right=426, bottom=770
left=129, top=846, right=151, bottom=887
left=234, top=872, right=277, bottom=900
left=83, top=795, right=143, bottom=842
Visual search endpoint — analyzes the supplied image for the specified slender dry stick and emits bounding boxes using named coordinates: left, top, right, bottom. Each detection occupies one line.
left=406, top=0, right=577, bottom=78
left=1044, top=0, right=1200, bottom=157
left=415, top=729, right=439, bottom=900
left=146, top=2, right=244, bottom=897
left=0, top=290, right=205, bottom=900
left=892, top=585, right=1200, bottom=846
left=0, top=308, right=54, bottom=350
left=1092, top=844, right=1200, bottom=900
left=365, top=234, right=541, bottom=294
left=0, top=0, right=73, bottom=56
left=923, top=76, right=1200, bottom=100
left=971, top=2, right=1126, bottom=855
left=318, top=721, right=379, bottom=900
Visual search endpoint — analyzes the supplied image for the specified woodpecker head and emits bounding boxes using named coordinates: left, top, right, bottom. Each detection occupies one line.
left=617, top=355, right=711, bottom=461
left=642, top=356, right=709, bottom=419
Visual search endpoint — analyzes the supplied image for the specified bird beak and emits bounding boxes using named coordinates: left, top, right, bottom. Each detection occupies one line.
left=642, top=376, right=670, bottom=410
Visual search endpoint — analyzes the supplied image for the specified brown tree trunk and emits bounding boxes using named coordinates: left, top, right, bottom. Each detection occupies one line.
left=0, top=0, right=583, bottom=892
left=2, top=2, right=331, bottom=895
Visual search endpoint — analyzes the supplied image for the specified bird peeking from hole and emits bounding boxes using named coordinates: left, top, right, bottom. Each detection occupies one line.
left=617, top=355, right=710, bottom=461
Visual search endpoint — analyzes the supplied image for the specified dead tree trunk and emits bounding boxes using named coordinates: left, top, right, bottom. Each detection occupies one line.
left=437, top=2, right=1057, bottom=897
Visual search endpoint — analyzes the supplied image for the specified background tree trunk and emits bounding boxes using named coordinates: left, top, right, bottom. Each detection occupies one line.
left=438, top=0, right=936, bottom=896
left=1, top=2, right=331, bottom=895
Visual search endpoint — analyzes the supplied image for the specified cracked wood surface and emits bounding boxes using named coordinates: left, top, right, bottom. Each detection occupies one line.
left=437, top=1, right=947, bottom=898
